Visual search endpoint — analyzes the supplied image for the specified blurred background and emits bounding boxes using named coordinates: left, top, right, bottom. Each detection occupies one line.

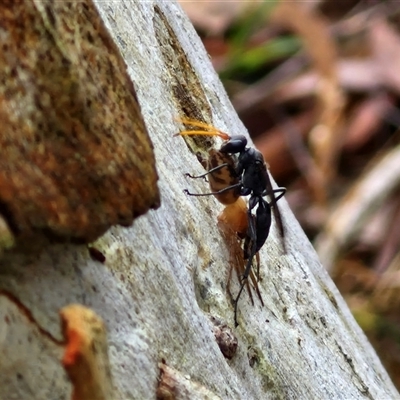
left=179, top=0, right=400, bottom=388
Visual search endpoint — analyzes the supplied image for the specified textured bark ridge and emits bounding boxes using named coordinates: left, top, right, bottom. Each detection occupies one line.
left=0, top=1, right=398, bottom=399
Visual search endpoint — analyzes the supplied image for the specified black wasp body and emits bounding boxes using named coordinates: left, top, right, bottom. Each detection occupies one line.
left=223, top=139, right=268, bottom=196
left=177, top=119, right=286, bottom=326
left=213, top=135, right=286, bottom=325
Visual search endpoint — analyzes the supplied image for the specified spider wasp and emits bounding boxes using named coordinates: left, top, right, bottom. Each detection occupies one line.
left=176, top=118, right=286, bottom=326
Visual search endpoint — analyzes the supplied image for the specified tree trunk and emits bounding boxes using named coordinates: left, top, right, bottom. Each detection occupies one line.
left=0, top=1, right=398, bottom=399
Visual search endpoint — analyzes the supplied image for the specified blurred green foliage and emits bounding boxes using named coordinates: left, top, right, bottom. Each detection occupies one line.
left=221, top=36, right=300, bottom=81
left=220, top=1, right=300, bottom=82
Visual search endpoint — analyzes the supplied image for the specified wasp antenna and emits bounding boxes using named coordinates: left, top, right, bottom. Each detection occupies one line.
left=216, top=131, right=230, bottom=140
left=175, top=117, right=213, bottom=129
left=174, top=117, right=231, bottom=140
left=177, top=129, right=226, bottom=138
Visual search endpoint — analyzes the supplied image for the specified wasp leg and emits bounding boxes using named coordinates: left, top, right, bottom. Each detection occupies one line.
left=217, top=214, right=260, bottom=308
left=234, top=244, right=255, bottom=307
left=263, top=184, right=286, bottom=253
left=226, top=240, right=255, bottom=308
left=184, top=182, right=242, bottom=197
left=263, top=187, right=286, bottom=202
left=248, top=255, right=264, bottom=306
left=234, top=255, right=258, bottom=326
left=226, top=249, right=235, bottom=304
left=176, top=129, right=222, bottom=137
left=234, top=206, right=258, bottom=327
left=185, top=163, right=229, bottom=179
left=255, top=252, right=261, bottom=281
left=176, top=117, right=221, bottom=130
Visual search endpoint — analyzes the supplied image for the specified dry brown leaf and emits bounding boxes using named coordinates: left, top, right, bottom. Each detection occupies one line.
left=270, top=2, right=345, bottom=198
left=315, top=145, right=400, bottom=272
left=370, top=18, right=400, bottom=94
left=343, top=93, right=393, bottom=152
left=254, top=111, right=316, bottom=179
left=255, top=59, right=380, bottom=105
left=179, top=0, right=322, bottom=36
left=370, top=251, right=400, bottom=314
left=178, top=1, right=260, bottom=36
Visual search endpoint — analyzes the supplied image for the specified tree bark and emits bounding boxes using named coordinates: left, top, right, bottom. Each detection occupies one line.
left=0, top=1, right=398, bottom=399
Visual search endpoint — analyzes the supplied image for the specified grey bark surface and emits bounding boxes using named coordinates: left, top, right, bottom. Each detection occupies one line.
left=0, top=1, right=398, bottom=399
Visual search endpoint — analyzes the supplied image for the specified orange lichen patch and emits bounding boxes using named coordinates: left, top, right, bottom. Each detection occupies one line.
left=0, top=0, right=159, bottom=248
left=60, top=305, right=113, bottom=400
